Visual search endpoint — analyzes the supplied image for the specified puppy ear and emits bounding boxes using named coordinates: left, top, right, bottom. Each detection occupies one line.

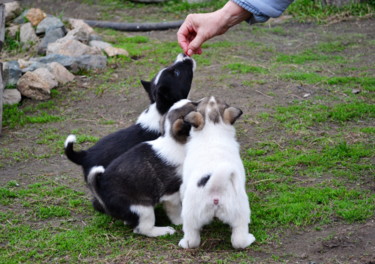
left=172, top=119, right=191, bottom=143
left=184, top=111, right=204, bottom=130
left=223, top=107, right=243, bottom=125
left=141, top=80, right=155, bottom=103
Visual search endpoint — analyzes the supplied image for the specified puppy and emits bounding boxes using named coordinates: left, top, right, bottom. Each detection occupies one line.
left=87, top=99, right=197, bottom=237
left=64, top=54, right=195, bottom=210
left=179, top=96, right=256, bottom=249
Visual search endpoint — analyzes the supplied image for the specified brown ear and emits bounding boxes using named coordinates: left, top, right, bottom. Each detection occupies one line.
left=223, top=107, right=243, bottom=125
left=171, top=119, right=191, bottom=143
left=184, top=111, right=204, bottom=130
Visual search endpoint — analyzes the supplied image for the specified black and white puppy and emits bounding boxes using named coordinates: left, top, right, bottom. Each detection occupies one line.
left=64, top=53, right=195, bottom=181
left=87, top=99, right=197, bottom=237
left=179, top=96, right=256, bottom=249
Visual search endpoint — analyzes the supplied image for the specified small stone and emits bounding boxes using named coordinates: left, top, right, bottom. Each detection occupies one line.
left=13, top=9, right=28, bottom=25
left=75, top=55, right=107, bottom=71
left=89, top=34, right=103, bottom=41
left=47, top=62, right=75, bottom=84
left=3, top=88, right=22, bottom=105
left=104, top=46, right=129, bottom=57
left=31, top=54, right=78, bottom=71
left=18, top=59, right=33, bottom=69
left=303, top=93, right=311, bottom=98
left=21, top=62, right=48, bottom=73
left=20, top=22, right=39, bottom=47
left=68, top=19, right=95, bottom=35
left=25, top=8, right=46, bottom=26
left=36, top=16, right=65, bottom=35
left=47, top=38, right=102, bottom=57
left=62, top=28, right=90, bottom=44
left=352, top=89, right=361, bottom=94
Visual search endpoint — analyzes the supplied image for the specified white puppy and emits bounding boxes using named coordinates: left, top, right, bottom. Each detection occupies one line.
left=179, top=96, right=256, bottom=249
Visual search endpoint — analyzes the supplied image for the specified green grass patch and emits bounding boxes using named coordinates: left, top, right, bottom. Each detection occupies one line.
left=276, top=50, right=345, bottom=64
left=225, top=63, right=269, bottom=74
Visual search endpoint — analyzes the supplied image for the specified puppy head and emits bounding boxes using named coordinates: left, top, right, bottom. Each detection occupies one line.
left=141, top=54, right=196, bottom=115
left=185, top=96, right=242, bottom=129
left=160, top=99, right=198, bottom=144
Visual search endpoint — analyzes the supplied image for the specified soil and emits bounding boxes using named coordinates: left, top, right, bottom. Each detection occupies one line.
left=1, top=1, right=374, bottom=263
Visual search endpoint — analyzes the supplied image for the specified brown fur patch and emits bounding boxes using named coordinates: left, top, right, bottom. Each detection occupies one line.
left=196, top=96, right=237, bottom=124
left=184, top=111, right=204, bottom=130
left=167, top=102, right=197, bottom=143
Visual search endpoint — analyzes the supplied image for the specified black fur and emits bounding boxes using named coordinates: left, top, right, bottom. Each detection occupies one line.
left=92, top=143, right=182, bottom=227
left=65, top=54, right=195, bottom=181
left=197, top=174, right=211, bottom=187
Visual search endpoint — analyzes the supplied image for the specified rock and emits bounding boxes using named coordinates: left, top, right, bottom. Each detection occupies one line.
left=18, top=59, right=33, bottom=69
left=36, top=15, right=65, bottom=35
left=47, top=38, right=102, bottom=57
left=89, top=40, right=112, bottom=50
left=4, top=1, right=21, bottom=23
left=303, top=93, right=311, bottom=98
left=3, top=89, right=22, bottom=105
left=25, top=8, right=46, bottom=26
left=21, top=62, right=48, bottom=73
left=89, top=34, right=103, bottom=41
left=47, top=62, right=75, bottom=84
left=3, top=61, right=23, bottom=86
left=68, top=19, right=95, bottom=35
left=104, top=46, right=129, bottom=57
left=31, top=54, right=78, bottom=71
left=352, top=89, right=361, bottom=94
left=75, top=55, right=107, bottom=71
left=17, top=69, right=58, bottom=100
left=5, top=24, right=20, bottom=38
left=62, top=27, right=90, bottom=44
left=20, top=22, right=39, bottom=48
left=13, top=10, right=28, bottom=25
left=38, top=27, right=66, bottom=55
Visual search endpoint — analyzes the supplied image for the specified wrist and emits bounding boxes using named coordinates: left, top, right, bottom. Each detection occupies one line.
left=218, top=1, right=252, bottom=28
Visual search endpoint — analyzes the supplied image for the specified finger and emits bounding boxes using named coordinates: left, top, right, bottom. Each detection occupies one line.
left=188, top=34, right=205, bottom=54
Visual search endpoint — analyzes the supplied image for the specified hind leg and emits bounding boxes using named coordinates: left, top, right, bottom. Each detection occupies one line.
left=161, top=192, right=182, bottom=225
left=130, top=205, right=176, bottom=237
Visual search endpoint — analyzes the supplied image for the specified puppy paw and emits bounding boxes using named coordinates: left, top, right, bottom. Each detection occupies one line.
left=134, top=226, right=176, bottom=237
left=231, top=233, right=256, bottom=249
left=178, top=237, right=200, bottom=249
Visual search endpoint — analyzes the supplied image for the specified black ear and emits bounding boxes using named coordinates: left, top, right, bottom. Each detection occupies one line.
left=140, top=80, right=154, bottom=103
left=223, top=107, right=243, bottom=125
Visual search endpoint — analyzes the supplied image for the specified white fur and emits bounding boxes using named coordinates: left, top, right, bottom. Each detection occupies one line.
left=87, top=166, right=107, bottom=211
left=179, top=112, right=255, bottom=249
left=130, top=205, right=176, bottom=237
left=175, top=54, right=197, bottom=72
left=136, top=103, right=162, bottom=132
left=64, top=134, right=76, bottom=148
left=153, top=68, right=166, bottom=86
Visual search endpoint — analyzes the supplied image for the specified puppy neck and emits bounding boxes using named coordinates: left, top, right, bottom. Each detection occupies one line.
left=136, top=103, right=162, bottom=132
left=150, top=136, right=186, bottom=167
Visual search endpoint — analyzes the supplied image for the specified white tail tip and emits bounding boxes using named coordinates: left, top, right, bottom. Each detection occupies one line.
left=64, top=134, right=77, bottom=148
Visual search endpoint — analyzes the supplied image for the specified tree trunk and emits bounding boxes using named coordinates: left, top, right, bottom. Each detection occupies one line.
left=0, top=4, right=5, bottom=135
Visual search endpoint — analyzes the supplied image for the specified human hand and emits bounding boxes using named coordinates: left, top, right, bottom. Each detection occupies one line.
left=177, top=1, right=252, bottom=56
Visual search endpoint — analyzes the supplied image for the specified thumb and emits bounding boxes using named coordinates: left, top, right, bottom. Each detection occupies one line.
left=188, top=34, right=205, bottom=55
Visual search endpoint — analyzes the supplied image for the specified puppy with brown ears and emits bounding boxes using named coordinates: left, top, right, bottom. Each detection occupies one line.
left=179, top=96, right=256, bottom=249
left=87, top=99, right=197, bottom=237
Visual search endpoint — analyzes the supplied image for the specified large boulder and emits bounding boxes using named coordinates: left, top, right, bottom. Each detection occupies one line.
left=17, top=68, right=58, bottom=100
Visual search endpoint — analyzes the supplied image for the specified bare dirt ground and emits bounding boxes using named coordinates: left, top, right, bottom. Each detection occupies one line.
left=1, top=1, right=374, bottom=263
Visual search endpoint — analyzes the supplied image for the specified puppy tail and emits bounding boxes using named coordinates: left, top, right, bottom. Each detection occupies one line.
left=207, top=167, right=239, bottom=204
left=64, top=135, right=86, bottom=166
left=87, top=166, right=108, bottom=213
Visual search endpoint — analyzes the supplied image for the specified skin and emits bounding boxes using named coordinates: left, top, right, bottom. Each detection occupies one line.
left=177, top=1, right=252, bottom=56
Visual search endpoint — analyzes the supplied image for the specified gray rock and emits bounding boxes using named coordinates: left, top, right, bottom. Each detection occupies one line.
left=89, top=34, right=103, bottom=41
left=75, top=55, right=107, bottom=71
left=36, top=15, right=65, bottom=35
left=89, top=40, right=112, bottom=50
left=37, top=27, right=66, bottom=55
left=62, top=28, right=90, bottom=44
left=20, top=22, right=39, bottom=48
left=31, top=54, right=79, bottom=72
left=5, top=24, right=20, bottom=38
left=3, top=89, right=22, bottom=105
left=13, top=10, right=28, bottom=25
left=352, top=89, right=361, bottom=94
left=3, top=61, right=23, bottom=86
left=47, top=62, right=75, bottom=84
left=17, top=68, right=58, bottom=100
left=21, top=62, right=48, bottom=73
